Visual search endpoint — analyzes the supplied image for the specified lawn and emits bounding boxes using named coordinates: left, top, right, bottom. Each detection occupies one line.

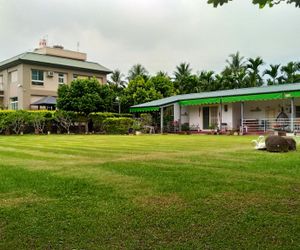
left=0, top=135, right=299, bottom=249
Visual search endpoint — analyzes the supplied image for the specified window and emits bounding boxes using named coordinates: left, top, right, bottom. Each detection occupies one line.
left=224, top=105, right=228, bottom=112
left=296, top=106, right=300, bottom=118
left=32, top=70, right=44, bottom=85
left=0, top=75, right=3, bottom=90
left=10, top=71, right=18, bottom=83
left=10, top=97, right=18, bottom=110
left=58, top=73, right=65, bottom=84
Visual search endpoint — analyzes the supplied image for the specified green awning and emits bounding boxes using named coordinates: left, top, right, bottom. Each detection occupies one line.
left=221, top=92, right=284, bottom=103
left=284, top=91, right=300, bottom=98
left=179, top=97, right=221, bottom=106
left=130, top=107, right=160, bottom=113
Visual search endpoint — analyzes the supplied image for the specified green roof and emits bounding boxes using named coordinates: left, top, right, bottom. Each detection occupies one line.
left=0, top=52, right=112, bottom=74
left=130, top=83, right=300, bottom=112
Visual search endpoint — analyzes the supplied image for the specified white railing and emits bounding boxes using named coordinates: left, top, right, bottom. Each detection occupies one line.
left=242, top=118, right=300, bottom=133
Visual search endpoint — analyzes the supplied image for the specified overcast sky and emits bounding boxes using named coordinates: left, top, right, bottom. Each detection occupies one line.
left=0, top=0, right=299, bottom=76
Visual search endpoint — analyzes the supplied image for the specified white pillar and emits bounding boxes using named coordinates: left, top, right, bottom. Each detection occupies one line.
left=160, top=107, right=164, bottom=134
left=241, top=102, right=244, bottom=134
left=291, top=98, right=294, bottom=132
left=219, top=101, right=223, bottom=131
left=179, top=105, right=182, bottom=132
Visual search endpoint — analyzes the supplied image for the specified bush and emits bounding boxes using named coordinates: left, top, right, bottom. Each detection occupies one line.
left=54, top=110, right=76, bottom=134
left=103, top=117, right=134, bottom=134
left=6, top=110, right=29, bottom=134
left=89, top=112, right=133, bottom=132
left=265, top=136, right=289, bottom=152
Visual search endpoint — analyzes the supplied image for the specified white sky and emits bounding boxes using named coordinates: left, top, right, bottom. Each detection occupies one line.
left=0, top=0, right=299, bottom=75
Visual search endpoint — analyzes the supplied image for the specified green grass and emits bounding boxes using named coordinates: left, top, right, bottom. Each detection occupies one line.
left=0, top=135, right=299, bottom=249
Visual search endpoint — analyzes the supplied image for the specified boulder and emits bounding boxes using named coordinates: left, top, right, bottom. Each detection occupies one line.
left=284, top=137, right=297, bottom=151
left=265, top=136, right=289, bottom=152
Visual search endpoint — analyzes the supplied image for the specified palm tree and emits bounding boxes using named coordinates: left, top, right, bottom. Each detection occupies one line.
left=198, top=71, right=215, bottom=91
left=173, top=62, right=193, bottom=94
left=246, top=57, right=264, bottom=87
left=127, top=64, right=149, bottom=81
left=281, top=61, right=300, bottom=83
left=108, top=69, right=126, bottom=88
left=264, top=64, right=281, bottom=85
left=225, top=51, right=246, bottom=73
left=174, top=62, right=192, bottom=82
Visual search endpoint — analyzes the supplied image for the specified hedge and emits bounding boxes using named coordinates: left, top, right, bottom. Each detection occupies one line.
left=0, top=111, right=134, bottom=135
left=89, top=112, right=132, bottom=132
left=103, top=117, right=134, bottom=134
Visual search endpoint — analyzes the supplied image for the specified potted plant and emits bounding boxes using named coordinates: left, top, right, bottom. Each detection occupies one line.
left=132, top=120, right=142, bottom=135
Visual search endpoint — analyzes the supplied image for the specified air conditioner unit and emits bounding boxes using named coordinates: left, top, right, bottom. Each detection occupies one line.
left=47, top=71, right=54, bottom=77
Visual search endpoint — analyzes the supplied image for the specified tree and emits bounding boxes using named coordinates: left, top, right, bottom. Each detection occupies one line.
left=207, top=0, right=300, bottom=8
left=148, top=73, right=176, bottom=97
left=224, top=51, right=246, bottom=74
left=173, top=62, right=193, bottom=93
left=54, top=110, right=76, bottom=134
left=264, top=64, right=281, bottom=85
left=6, top=110, right=29, bottom=135
left=29, top=112, right=47, bottom=134
left=127, top=64, right=149, bottom=81
left=222, top=52, right=249, bottom=89
left=122, top=76, right=163, bottom=110
left=198, top=71, right=216, bottom=91
left=246, top=57, right=264, bottom=87
left=57, top=78, right=103, bottom=115
left=281, top=61, right=300, bottom=83
left=108, top=69, right=126, bottom=88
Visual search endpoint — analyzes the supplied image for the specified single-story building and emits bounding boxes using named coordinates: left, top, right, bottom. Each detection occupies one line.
left=130, top=83, right=300, bottom=134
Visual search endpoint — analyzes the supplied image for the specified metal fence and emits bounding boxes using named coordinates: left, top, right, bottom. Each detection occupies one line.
left=242, top=118, right=300, bottom=133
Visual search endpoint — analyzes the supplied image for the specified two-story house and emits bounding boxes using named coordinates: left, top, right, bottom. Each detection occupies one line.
left=0, top=44, right=112, bottom=110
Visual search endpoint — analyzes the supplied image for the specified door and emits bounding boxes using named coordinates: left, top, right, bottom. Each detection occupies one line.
left=210, top=107, right=218, bottom=128
left=203, top=107, right=210, bottom=129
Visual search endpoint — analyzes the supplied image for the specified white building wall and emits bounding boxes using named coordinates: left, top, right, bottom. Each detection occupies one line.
left=181, top=106, right=189, bottom=124
left=174, top=103, right=180, bottom=121
left=243, top=99, right=292, bottom=119
left=189, top=106, right=201, bottom=129
left=221, top=103, right=233, bottom=129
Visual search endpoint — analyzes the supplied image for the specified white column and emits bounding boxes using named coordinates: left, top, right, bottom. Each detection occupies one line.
left=291, top=98, right=295, bottom=132
left=241, top=102, right=244, bottom=134
left=160, top=107, right=164, bottom=134
left=219, top=101, right=223, bottom=131
left=179, top=105, right=182, bottom=132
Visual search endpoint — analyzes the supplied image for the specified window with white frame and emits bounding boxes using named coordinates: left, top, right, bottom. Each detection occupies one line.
left=31, top=69, right=44, bottom=85
left=58, top=73, right=65, bottom=84
left=10, top=97, right=18, bottom=110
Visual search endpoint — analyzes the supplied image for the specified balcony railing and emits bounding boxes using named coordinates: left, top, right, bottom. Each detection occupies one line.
left=242, top=118, right=300, bottom=133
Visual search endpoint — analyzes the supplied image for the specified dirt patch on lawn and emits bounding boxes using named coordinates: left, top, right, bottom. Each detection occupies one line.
left=0, top=193, right=53, bottom=208
left=134, top=194, right=185, bottom=210
left=203, top=192, right=269, bottom=212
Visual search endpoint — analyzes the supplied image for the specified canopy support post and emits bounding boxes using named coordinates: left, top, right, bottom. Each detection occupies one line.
left=179, top=105, right=182, bottom=132
left=291, top=98, right=295, bottom=133
left=160, top=107, right=164, bottom=134
left=219, top=101, right=222, bottom=132
left=240, top=102, right=244, bottom=135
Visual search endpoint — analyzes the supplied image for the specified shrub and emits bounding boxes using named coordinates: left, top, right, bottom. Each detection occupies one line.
left=89, top=112, right=133, bottom=132
left=6, top=110, right=30, bottom=134
left=28, top=112, right=48, bottom=134
left=265, top=136, right=289, bottom=152
left=54, top=110, right=76, bottom=134
left=103, top=117, right=134, bottom=134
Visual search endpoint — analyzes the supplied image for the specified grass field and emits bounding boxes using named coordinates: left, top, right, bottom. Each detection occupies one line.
left=0, top=135, right=299, bottom=249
